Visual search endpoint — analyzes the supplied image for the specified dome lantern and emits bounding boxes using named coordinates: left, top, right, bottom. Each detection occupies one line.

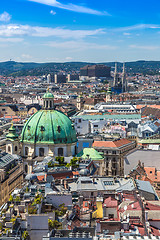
left=43, top=88, right=54, bottom=110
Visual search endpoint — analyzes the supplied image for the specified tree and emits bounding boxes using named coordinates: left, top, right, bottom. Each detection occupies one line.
left=9, top=195, right=13, bottom=202
left=28, top=204, right=37, bottom=214
left=48, top=219, right=62, bottom=230
left=48, top=161, right=54, bottom=168
left=22, top=231, right=30, bottom=240
left=15, top=196, right=20, bottom=202
left=34, top=194, right=42, bottom=204
left=55, top=157, right=65, bottom=166
left=70, top=157, right=79, bottom=168
left=54, top=203, right=67, bottom=217
left=10, top=217, right=16, bottom=226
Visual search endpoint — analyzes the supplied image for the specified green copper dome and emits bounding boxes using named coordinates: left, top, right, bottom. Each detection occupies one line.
left=43, top=92, right=54, bottom=99
left=20, top=110, right=77, bottom=144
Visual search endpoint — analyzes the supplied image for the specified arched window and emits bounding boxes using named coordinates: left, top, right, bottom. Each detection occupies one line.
left=58, top=148, right=63, bottom=156
left=25, top=165, right=28, bottom=173
left=25, top=147, right=28, bottom=156
left=15, top=146, right=18, bottom=152
left=75, top=146, right=77, bottom=155
left=8, top=146, right=11, bottom=153
left=39, top=148, right=44, bottom=157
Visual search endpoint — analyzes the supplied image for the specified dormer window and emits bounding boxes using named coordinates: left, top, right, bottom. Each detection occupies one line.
left=40, top=126, right=45, bottom=131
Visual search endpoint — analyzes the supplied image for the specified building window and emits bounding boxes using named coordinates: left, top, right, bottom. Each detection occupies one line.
left=112, top=162, right=116, bottom=168
left=25, top=165, right=28, bottom=173
left=75, top=146, right=77, bottom=155
left=112, top=151, right=116, bottom=154
left=15, top=146, right=17, bottom=152
left=8, top=146, right=11, bottom=153
left=39, top=148, right=44, bottom=157
left=109, top=214, right=114, bottom=219
left=25, top=147, right=28, bottom=156
left=104, top=181, right=114, bottom=186
left=78, top=119, right=81, bottom=123
left=57, top=126, right=61, bottom=133
left=94, top=125, right=98, bottom=127
left=58, top=148, right=63, bottom=156
left=40, top=126, right=45, bottom=131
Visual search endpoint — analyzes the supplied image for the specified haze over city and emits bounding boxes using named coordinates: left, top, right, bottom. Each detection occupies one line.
left=1, top=0, right=160, bottom=62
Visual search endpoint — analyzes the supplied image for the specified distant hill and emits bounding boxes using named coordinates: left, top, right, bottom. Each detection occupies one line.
left=0, top=60, right=160, bottom=76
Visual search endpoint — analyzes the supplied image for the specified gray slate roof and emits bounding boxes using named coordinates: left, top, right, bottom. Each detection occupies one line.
left=124, top=150, right=160, bottom=175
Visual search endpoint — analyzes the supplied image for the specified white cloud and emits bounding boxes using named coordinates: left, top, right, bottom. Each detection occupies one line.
left=45, top=40, right=117, bottom=51
left=21, top=54, right=33, bottom=59
left=0, top=12, right=11, bottom=22
left=0, top=24, right=104, bottom=39
left=129, top=44, right=159, bottom=50
left=65, top=56, right=73, bottom=60
left=50, top=10, right=56, bottom=15
left=28, top=0, right=109, bottom=15
left=123, top=32, right=131, bottom=36
left=114, top=24, right=160, bottom=32
left=0, top=37, right=23, bottom=42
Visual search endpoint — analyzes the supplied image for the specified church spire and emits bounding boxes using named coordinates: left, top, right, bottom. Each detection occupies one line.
left=113, top=62, right=119, bottom=87
left=122, top=62, right=127, bottom=92
left=122, top=62, right=125, bottom=74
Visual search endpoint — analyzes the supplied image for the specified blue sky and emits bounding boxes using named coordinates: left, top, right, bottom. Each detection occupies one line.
left=0, top=0, right=160, bottom=62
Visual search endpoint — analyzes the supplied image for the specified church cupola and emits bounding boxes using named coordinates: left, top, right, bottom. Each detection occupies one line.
left=42, top=89, right=54, bottom=110
left=6, top=124, right=18, bottom=141
left=6, top=123, right=19, bottom=155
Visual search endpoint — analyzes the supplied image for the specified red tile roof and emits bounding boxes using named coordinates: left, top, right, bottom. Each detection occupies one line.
left=93, top=139, right=132, bottom=148
left=145, top=202, right=160, bottom=211
left=144, top=167, right=160, bottom=182
left=103, top=197, right=118, bottom=208
left=150, top=226, right=160, bottom=236
left=37, top=175, right=44, bottom=181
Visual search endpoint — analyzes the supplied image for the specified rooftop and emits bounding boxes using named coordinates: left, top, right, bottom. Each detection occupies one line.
left=77, top=148, right=103, bottom=160
left=93, top=138, right=132, bottom=148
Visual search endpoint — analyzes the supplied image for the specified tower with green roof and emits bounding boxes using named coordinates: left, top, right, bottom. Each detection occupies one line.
left=6, top=124, right=19, bottom=155
left=106, top=86, right=112, bottom=102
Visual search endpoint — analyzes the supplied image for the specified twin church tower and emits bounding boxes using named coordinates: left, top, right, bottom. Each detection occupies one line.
left=113, top=62, right=127, bottom=93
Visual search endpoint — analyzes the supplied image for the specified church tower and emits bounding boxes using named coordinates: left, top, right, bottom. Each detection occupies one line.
left=113, top=62, right=119, bottom=87
left=121, top=62, right=127, bottom=92
left=77, top=94, right=84, bottom=110
left=106, top=86, right=112, bottom=102
left=6, top=124, right=19, bottom=155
